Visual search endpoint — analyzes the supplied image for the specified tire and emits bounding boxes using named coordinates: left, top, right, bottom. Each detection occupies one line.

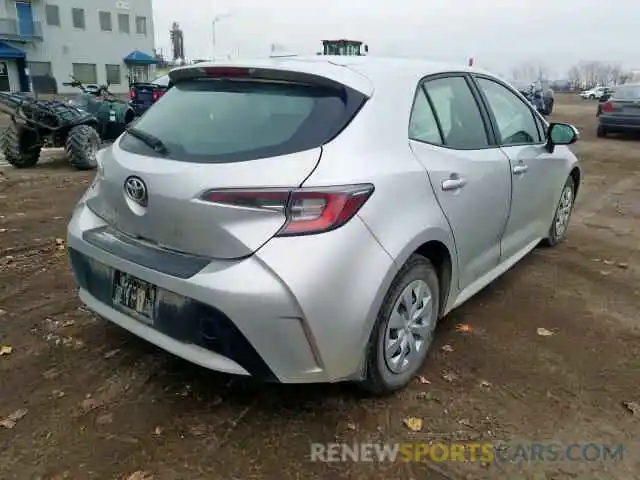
left=65, top=124, right=101, bottom=170
left=542, top=176, right=576, bottom=247
left=359, top=254, right=440, bottom=395
left=596, top=125, right=607, bottom=138
left=545, top=99, right=554, bottom=115
left=1, top=123, right=42, bottom=168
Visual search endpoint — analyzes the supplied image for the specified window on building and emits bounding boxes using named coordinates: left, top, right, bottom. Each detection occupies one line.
left=28, top=61, right=53, bottom=76
left=105, top=64, right=121, bottom=85
left=45, top=4, right=60, bottom=26
left=72, top=8, right=85, bottom=29
left=72, top=63, right=97, bottom=84
left=135, top=16, right=147, bottom=35
left=118, top=13, right=130, bottom=33
left=99, top=11, right=112, bottom=32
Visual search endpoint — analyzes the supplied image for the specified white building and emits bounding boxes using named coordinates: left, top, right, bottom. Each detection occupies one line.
left=0, top=0, right=156, bottom=94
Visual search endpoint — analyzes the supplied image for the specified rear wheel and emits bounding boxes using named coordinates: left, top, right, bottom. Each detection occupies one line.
left=596, top=125, right=607, bottom=138
left=544, top=98, right=554, bottom=115
left=1, top=122, right=42, bottom=168
left=65, top=124, right=101, bottom=170
left=359, top=255, right=440, bottom=395
left=542, top=176, right=576, bottom=247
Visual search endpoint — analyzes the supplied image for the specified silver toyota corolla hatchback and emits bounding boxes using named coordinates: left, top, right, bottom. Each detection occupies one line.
left=68, top=57, right=581, bottom=394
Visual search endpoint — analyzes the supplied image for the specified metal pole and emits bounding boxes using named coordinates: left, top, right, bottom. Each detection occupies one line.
left=211, top=19, right=217, bottom=60
left=212, top=13, right=233, bottom=59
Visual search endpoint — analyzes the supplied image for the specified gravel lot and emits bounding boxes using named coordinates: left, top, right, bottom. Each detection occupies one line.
left=0, top=94, right=639, bottom=480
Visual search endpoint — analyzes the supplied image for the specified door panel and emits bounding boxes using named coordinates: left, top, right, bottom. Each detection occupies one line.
left=409, top=76, right=511, bottom=290
left=473, top=76, right=565, bottom=260
left=0, top=62, right=9, bottom=92
left=498, top=145, right=566, bottom=259
left=411, top=142, right=512, bottom=288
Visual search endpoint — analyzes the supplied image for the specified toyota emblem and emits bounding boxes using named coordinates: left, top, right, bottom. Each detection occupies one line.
left=124, top=176, right=148, bottom=206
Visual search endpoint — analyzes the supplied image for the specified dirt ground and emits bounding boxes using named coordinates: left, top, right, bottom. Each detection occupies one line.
left=0, top=94, right=639, bottom=480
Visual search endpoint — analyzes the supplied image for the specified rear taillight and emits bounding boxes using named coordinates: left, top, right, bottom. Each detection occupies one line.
left=602, top=102, right=614, bottom=113
left=152, top=90, right=164, bottom=101
left=201, top=184, right=374, bottom=236
left=129, top=89, right=136, bottom=100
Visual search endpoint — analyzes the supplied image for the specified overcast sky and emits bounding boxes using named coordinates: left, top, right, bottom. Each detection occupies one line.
left=152, top=0, right=639, bottom=78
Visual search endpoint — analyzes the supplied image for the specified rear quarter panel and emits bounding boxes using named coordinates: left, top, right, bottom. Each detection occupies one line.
left=301, top=87, right=458, bottom=363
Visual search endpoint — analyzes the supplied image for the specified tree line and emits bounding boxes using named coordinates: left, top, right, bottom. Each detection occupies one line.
left=511, top=61, right=636, bottom=89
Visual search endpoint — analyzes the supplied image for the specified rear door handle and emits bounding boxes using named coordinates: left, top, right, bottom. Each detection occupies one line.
left=441, top=177, right=467, bottom=191
left=513, top=164, right=528, bottom=175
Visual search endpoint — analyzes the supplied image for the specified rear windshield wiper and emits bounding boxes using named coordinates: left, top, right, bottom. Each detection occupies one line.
left=126, top=127, right=170, bottom=155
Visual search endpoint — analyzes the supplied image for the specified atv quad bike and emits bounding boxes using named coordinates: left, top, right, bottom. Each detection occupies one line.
left=63, top=76, right=136, bottom=141
left=0, top=77, right=136, bottom=170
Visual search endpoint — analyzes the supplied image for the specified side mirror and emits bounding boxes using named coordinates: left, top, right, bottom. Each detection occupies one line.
left=546, top=123, right=579, bottom=153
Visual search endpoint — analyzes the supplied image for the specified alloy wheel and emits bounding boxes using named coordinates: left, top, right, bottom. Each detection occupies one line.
left=554, top=185, right=574, bottom=239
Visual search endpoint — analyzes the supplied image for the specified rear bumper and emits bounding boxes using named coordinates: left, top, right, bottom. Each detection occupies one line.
left=67, top=200, right=394, bottom=384
left=599, top=115, right=640, bottom=130
left=78, top=287, right=254, bottom=377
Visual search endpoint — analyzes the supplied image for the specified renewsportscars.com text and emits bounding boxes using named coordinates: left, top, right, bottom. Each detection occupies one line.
left=310, top=442, right=624, bottom=463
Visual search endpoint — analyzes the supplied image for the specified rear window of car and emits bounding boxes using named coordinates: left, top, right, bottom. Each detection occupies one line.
left=612, top=86, right=640, bottom=99
left=119, top=78, right=365, bottom=163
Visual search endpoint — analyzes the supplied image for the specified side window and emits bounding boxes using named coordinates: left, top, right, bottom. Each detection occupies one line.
left=423, top=76, right=489, bottom=149
left=409, top=88, right=443, bottom=145
left=476, top=78, right=541, bottom=146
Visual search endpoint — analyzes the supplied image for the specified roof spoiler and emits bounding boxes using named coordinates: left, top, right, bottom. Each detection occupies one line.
left=169, top=65, right=356, bottom=92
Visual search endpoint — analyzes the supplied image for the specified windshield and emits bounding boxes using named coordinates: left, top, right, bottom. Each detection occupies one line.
left=119, top=78, right=361, bottom=163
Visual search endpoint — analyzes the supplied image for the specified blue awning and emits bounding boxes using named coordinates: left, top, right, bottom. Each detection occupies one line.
left=0, top=42, right=25, bottom=59
left=123, top=50, right=159, bottom=65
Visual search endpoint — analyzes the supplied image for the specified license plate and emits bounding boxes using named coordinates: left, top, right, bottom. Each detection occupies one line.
left=112, top=271, right=156, bottom=321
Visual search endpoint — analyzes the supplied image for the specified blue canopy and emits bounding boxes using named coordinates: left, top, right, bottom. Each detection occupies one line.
left=0, top=42, right=25, bottom=59
left=123, top=50, right=159, bottom=65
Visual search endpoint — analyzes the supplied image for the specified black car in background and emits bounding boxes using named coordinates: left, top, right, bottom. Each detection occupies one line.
left=128, top=74, right=170, bottom=116
left=595, top=87, right=615, bottom=116
left=597, top=84, right=640, bottom=137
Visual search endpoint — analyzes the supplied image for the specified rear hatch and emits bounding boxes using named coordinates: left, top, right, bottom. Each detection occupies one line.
left=88, top=62, right=370, bottom=259
left=130, top=82, right=157, bottom=105
left=602, top=85, right=640, bottom=116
